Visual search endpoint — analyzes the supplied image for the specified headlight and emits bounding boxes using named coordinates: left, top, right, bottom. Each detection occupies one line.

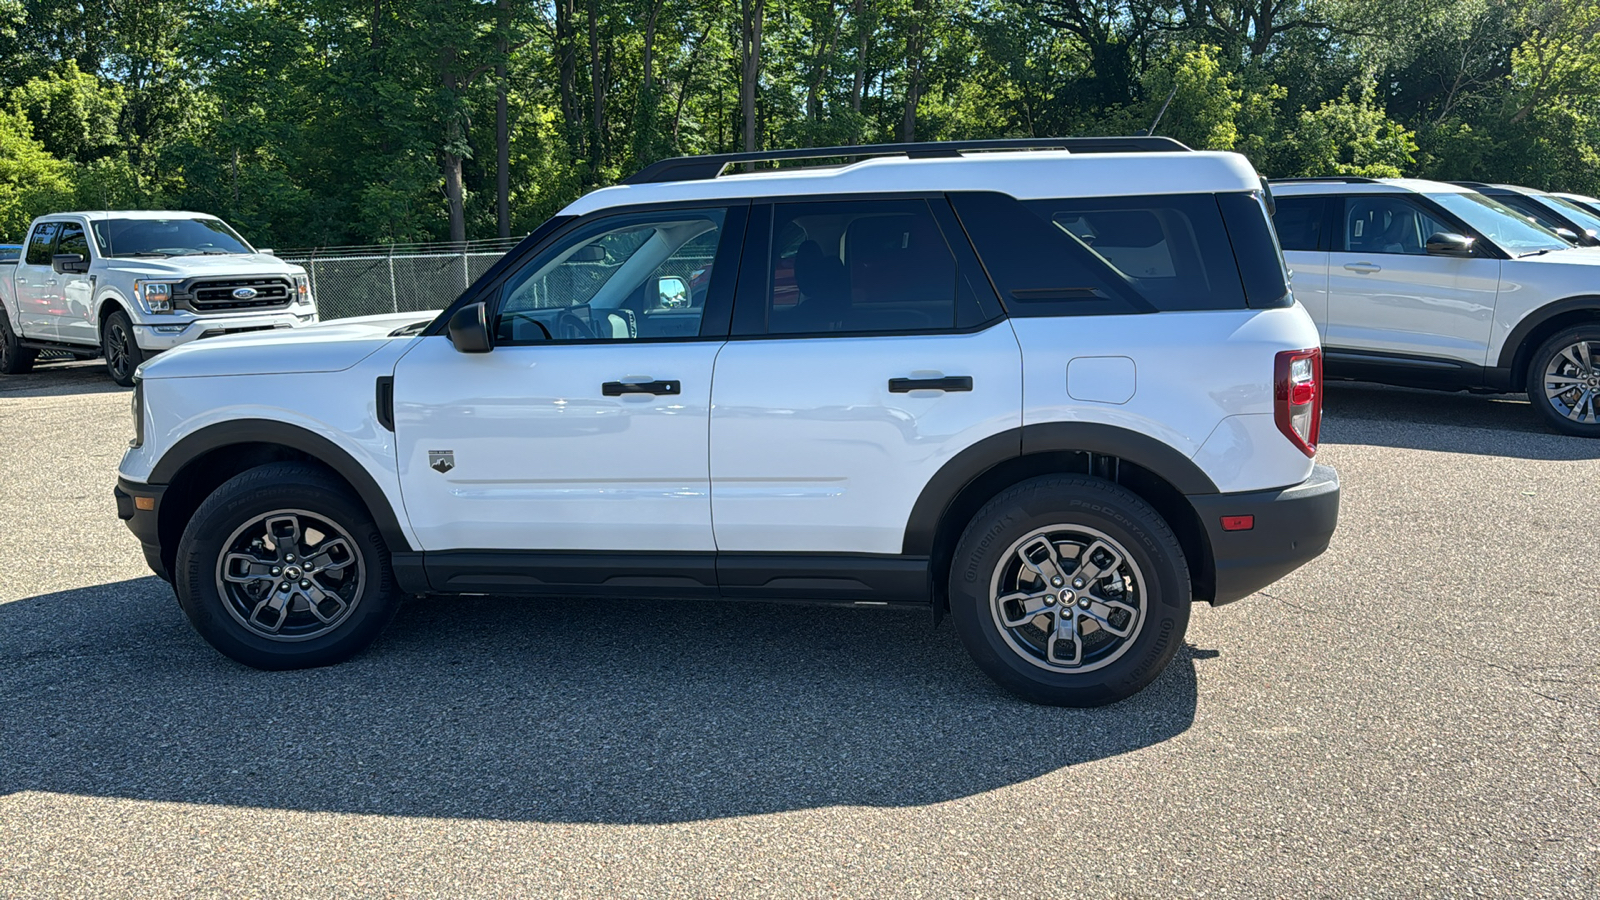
left=293, top=274, right=313, bottom=305
left=134, top=280, right=175, bottom=313
left=130, top=377, right=145, bottom=448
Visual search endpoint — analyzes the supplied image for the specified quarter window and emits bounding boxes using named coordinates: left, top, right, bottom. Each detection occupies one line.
left=496, top=209, right=725, bottom=344
left=25, top=223, right=60, bottom=267
left=762, top=199, right=962, bottom=335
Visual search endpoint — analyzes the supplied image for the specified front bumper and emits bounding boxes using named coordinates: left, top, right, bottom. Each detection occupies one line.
left=114, top=477, right=170, bottom=581
left=132, top=310, right=317, bottom=351
left=1189, top=464, right=1340, bottom=605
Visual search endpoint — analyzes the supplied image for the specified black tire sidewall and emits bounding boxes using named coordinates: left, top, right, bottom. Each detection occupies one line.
left=949, top=476, right=1191, bottom=707
left=102, top=309, right=142, bottom=386
left=0, top=306, right=35, bottom=374
left=174, top=465, right=401, bottom=670
left=1526, top=325, right=1600, bottom=437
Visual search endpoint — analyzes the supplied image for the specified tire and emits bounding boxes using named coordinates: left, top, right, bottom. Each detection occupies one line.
left=101, top=308, right=143, bottom=387
left=0, top=306, right=36, bottom=375
left=1526, top=325, right=1600, bottom=437
left=948, top=475, right=1191, bottom=707
left=173, top=462, right=402, bottom=670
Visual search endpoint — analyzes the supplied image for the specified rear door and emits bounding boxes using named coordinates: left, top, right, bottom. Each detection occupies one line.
left=708, top=197, right=1021, bottom=584
left=1273, top=195, right=1331, bottom=339
left=15, top=222, right=61, bottom=338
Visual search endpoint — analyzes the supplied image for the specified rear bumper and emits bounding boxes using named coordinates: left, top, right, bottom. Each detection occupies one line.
left=1190, top=464, right=1340, bottom=605
left=114, top=477, right=170, bottom=581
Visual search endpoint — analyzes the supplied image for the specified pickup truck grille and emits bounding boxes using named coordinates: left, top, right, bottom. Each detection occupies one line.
left=189, top=277, right=293, bottom=312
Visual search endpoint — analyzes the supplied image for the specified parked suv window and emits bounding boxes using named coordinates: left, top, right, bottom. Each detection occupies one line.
left=55, top=222, right=89, bottom=260
left=25, top=222, right=60, bottom=266
left=760, top=198, right=963, bottom=335
left=1273, top=197, right=1326, bottom=252
left=1342, top=198, right=1453, bottom=255
left=497, top=209, right=725, bottom=343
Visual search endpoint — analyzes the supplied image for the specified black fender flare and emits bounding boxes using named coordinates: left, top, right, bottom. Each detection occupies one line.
left=900, top=422, right=1219, bottom=556
left=150, top=418, right=413, bottom=552
left=1496, top=295, right=1600, bottom=375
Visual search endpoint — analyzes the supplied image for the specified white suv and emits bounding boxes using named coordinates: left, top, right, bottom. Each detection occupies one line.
left=1271, top=177, right=1600, bottom=435
left=116, top=138, right=1340, bottom=706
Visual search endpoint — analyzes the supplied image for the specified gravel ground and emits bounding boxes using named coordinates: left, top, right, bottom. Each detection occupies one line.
left=1, top=360, right=1596, bottom=898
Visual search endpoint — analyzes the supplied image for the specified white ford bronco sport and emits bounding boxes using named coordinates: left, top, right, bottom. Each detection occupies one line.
left=117, top=138, right=1340, bottom=706
left=1271, top=177, right=1600, bottom=436
left=0, top=211, right=318, bottom=385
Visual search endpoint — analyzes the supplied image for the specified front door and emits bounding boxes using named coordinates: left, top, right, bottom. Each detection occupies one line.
left=51, top=221, right=97, bottom=345
left=709, top=198, right=1023, bottom=557
left=394, top=205, right=742, bottom=554
left=1326, top=195, right=1501, bottom=365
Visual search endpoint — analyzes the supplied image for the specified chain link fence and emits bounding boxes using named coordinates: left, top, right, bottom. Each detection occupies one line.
left=277, top=237, right=525, bottom=321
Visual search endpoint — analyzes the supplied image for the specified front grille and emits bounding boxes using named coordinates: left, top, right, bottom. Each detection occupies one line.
left=188, top=277, right=293, bottom=312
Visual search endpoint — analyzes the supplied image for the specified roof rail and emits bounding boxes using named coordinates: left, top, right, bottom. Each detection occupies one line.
left=1269, top=176, right=1382, bottom=184
left=621, top=136, right=1192, bottom=185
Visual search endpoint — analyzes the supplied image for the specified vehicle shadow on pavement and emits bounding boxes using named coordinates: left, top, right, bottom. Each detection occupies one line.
left=0, top=361, right=124, bottom=400
left=1320, top=382, right=1599, bottom=460
left=0, top=577, right=1200, bottom=824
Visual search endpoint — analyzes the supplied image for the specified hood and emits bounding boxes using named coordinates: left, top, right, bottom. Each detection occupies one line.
left=138, top=311, right=439, bottom=380
left=104, top=253, right=305, bottom=278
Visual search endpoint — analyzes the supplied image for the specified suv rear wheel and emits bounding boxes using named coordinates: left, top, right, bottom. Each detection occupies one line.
left=174, top=462, right=402, bottom=669
left=1528, top=325, right=1600, bottom=437
left=0, top=306, right=36, bottom=375
left=949, top=475, right=1191, bottom=707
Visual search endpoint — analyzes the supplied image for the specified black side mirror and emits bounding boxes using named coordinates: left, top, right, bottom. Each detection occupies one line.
left=447, top=301, right=493, bottom=353
left=1424, top=233, right=1475, bottom=257
left=52, top=253, right=88, bottom=274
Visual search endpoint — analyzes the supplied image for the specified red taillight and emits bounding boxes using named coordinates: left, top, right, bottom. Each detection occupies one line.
left=1275, top=348, right=1322, bottom=457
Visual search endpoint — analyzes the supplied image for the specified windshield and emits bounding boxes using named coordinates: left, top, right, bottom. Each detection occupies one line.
left=90, top=217, right=255, bottom=257
left=1539, top=195, right=1600, bottom=237
left=1426, top=192, right=1573, bottom=256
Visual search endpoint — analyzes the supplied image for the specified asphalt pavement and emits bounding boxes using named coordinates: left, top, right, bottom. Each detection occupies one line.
left=1, top=360, right=1595, bottom=898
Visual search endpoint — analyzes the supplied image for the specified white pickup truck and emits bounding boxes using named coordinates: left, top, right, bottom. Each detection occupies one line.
left=0, top=211, right=319, bottom=385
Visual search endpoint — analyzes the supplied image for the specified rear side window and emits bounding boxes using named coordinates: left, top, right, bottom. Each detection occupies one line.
left=1272, top=197, right=1326, bottom=252
left=25, top=223, right=60, bottom=266
left=1217, top=192, right=1292, bottom=308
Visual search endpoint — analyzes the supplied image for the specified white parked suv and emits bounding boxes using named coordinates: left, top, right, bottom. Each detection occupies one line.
left=0, top=211, right=318, bottom=385
left=116, top=139, right=1340, bottom=706
left=1271, top=177, right=1600, bottom=435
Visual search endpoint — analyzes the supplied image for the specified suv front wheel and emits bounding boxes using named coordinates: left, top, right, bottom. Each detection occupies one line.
left=1528, top=325, right=1600, bottom=437
left=173, top=462, right=403, bottom=669
left=949, top=475, right=1191, bottom=707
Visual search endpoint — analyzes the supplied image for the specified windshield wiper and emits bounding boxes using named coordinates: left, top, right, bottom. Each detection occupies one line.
left=122, top=251, right=174, bottom=258
left=1518, top=248, right=1558, bottom=257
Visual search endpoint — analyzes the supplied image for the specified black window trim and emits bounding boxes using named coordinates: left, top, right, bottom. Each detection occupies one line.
left=727, top=193, right=1005, bottom=341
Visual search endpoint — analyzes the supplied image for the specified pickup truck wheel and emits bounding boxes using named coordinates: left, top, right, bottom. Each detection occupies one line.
left=101, top=309, right=142, bottom=386
left=949, top=475, right=1191, bottom=707
left=1528, top=325, right=1600, bottom=437
left=174, top=462, right=402, bottom=670
left=0, top=307, right=37, bottom=374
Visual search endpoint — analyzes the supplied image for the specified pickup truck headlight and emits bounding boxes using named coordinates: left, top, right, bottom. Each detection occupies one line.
left=293, top=274, right=313, bottom=305
left=135, top=280, right=175, bottom=314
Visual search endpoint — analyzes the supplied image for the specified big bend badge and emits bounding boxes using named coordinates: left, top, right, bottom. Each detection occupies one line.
left=428, top=450, right=455, bottom=474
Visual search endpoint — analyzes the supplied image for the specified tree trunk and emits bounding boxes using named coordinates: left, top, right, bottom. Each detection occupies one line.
left=496, top=0, right=510, bottom=238
left=445, top=151, right=466, bottom=244
left=740, top=0, right=766, bottom=155
left=850, top=0, right=869, bottom=142
left=588, top=0, right=605, bottom=173
left=555, top=0, right=581, bottom=158
left=672, top=24, right=710, bottom=147
left=900, top=0, right=924, bottom=142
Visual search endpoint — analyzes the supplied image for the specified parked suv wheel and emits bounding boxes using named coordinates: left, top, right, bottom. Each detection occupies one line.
left=174, top=462, right=402, bottom=670
left=0, top=307, right=37, bottom=375
left=949, top=475, right=1191, bottom=707
left=1527, top=325, right=1600, bottom=437
left=102, top=308, right=143, bottom=386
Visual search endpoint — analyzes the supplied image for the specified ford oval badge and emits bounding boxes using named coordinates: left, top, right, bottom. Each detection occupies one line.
left=232, top=287, right=259, bottom=300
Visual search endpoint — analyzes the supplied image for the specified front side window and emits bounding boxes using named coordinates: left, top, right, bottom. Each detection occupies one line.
left=25, top=222, right=60, bottom=266
left=1539, top=195, right=1600, bottom=238
left=55, top=222, right=90, bottom=260
left=90, top=218, right=254, bottom=258
left=1341, top=197, right=1454, bottom=256
left=762, top=198, right=960, bottom=335
left=497, top=209, right=725, bottom=344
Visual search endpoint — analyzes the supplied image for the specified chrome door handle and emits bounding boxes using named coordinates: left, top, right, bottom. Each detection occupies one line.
left=1343, top=262, right=1381, bottom=274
